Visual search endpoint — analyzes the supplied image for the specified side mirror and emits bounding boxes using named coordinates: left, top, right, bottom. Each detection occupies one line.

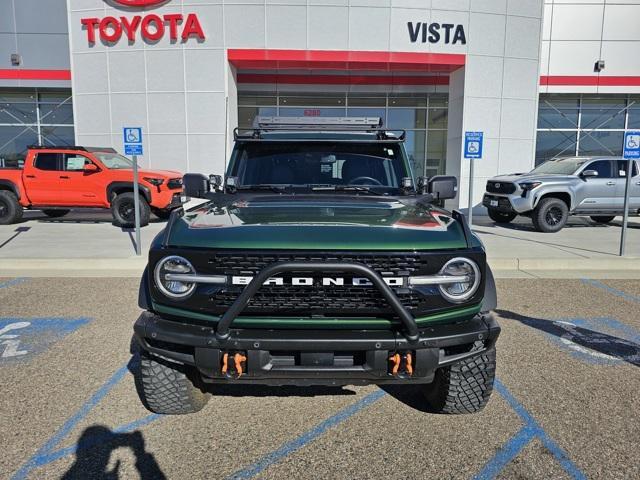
left=83, top=163, right=99, bottom=173
left=416, top=176, right=428, bottom=194
left=182, top=173, right=210, bottom=198
left=581, top=169, right=599, bottom=178
left=428, top=175, right=458, bottom=200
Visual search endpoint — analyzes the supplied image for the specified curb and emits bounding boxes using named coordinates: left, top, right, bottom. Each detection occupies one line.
left=488, top=257, right=640, bottom=271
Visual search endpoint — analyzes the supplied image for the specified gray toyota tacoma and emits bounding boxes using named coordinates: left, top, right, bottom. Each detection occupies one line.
left=483, top=156, right=640, bottom=232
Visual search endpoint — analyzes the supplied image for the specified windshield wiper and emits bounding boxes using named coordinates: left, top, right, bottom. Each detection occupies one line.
left=310, top=185, right=386, bottom=196
left=236, top=184, right=290, bottom=193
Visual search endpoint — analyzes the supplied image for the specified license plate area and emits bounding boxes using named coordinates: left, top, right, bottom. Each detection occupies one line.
left=490, top=200, right=498, bottom=207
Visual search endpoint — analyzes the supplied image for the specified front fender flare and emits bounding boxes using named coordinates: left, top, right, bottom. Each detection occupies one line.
left=107, top=181, right=151, bottom=204
left=481, top=265, right=497, bottom=312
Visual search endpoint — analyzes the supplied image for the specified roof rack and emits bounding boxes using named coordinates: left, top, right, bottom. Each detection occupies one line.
left=26, top=146, right=116, bottom=153
left=234, top=116, right=406, bottom=142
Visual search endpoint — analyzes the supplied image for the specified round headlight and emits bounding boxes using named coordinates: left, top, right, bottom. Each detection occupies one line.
left=154, top=255, right=196, bottom=299
left=438, top=257, right=481, bottom=303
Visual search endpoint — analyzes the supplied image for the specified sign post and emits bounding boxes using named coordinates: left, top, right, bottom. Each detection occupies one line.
left=464, top=132, right=484, bottom=227
left=123, top=127, right=144, bottom=256
left=621, top=131, right=639, bottom=256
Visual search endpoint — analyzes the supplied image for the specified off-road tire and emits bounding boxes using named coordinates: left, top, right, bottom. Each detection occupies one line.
left=134, top=349, right=210, bottom=415
left=42, top=209, right=70, bottom=218
left=423, top=345, right=496, bottom=414
left=532, top=197, right=569, bottom=233
left=590, top=215, right=615, bottom=224
left=0, top=190, right=23, bottom=225
left=111, top=192, right=150, bottom=227
left=487, top=209, right=517, bottom=224
left=152, top=208, right=173, bottom=220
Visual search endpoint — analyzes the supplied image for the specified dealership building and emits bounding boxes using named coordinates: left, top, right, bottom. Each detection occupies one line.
left=1, top=0, right=640, bottom=210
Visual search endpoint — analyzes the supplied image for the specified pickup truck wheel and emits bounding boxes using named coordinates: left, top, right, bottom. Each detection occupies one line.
left=42, top=209, right=70, bottom=218
left=0, top=191, right=23, bottom=225
left=134, top=349, right=210, bottom=415
left=423, top=344, right=496, bottom=414
left=112, top=192, right=150, bottom=227
left=151, top=208, right=173, bottom=220
left=532, top=197, right=569, bottom=233
left=487, top=209, right=517, bottom=223
left=590, top=215, right=616, bottom=224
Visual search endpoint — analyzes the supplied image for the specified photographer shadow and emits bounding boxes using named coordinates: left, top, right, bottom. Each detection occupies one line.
left=62, top=425, right=166, bottom=480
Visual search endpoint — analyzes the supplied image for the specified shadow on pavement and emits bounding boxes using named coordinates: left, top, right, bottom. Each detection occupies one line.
left=379, top=384, right=434, bottom=413
left=496, top=309, right=640, bottom=367
left=0, top=226, right=30, bottom=249
left=61, top=426, right=166, bottom=480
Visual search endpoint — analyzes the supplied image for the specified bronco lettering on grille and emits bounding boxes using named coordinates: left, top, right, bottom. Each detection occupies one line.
left=231, top=276, right=405, bottom=287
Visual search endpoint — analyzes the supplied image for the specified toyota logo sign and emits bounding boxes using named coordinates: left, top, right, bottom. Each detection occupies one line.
left=494, top=183, right=500, bottom=188
left=111, top=0, right=167, bottom=6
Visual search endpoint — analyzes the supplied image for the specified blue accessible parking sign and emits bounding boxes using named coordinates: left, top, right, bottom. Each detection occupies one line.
left=623, top=131, right=640, bottom=159
left=123, top=127, right=143, bottom=156
left=464, top=131, right=483, bottom=159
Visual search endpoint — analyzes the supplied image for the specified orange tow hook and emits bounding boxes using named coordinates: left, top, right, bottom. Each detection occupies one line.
left=404, top=353, right=413, bottom=376
left=234, top=353, right=247, bottom=377
left=389, top=353, right=401, bottom=375
left=221, top=353, right=229, bottom=374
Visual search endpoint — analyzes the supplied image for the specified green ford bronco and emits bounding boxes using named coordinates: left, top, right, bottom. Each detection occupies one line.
left=133, top=117, right=500, bottom=415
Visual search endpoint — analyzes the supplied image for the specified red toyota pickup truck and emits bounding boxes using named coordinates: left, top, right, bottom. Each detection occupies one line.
left=0, top=146, right=183, bottom=227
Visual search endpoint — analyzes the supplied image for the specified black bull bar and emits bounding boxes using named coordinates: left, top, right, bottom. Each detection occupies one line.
left=214, top=262, right=421, bottom=342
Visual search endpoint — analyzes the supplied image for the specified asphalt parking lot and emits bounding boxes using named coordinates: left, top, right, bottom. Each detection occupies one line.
left=1, top=277, right=640, bottom=480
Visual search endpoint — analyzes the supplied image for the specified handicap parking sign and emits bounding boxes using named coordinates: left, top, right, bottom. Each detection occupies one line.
left=123, top=127, right=143, bottom=156
left=464, top=131, right=483, bottom=159
left=624, top=131, right=640, bottom=159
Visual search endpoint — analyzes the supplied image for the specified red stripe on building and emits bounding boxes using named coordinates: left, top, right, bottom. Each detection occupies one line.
left=0, top=69, right=72, bottom=81
left=237, top=73, right=449, bottom=86
left=228, top=49, right=465, bottom=73
left=541, top=75, right=640, bottom=87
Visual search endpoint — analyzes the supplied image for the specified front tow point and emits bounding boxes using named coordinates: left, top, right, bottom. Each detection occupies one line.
left=221, top=352, right=247, bottom=378
left=388, top=352, right=414, bottom=377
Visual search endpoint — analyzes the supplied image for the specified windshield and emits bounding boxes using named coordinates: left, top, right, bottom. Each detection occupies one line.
left=93, top=152, right=137, bottom=169
left=228, top=142, right=410, bottom=193
left=529, top=158, right=586, bottom=175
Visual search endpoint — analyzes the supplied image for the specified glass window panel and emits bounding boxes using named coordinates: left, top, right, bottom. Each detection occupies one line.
left=628, top=96, right=640, bottom=129
left=580, top=97, right=626, bottom=129
left=388, top=95, right=427, bottom=107
left=429, top=94, right=448, bottom=108
left=39, top=91, right=72, bottom=104
left=0, top=127, right=38, bottom=166
left=616, top=160, right=639, bottom=178
left=41, top=126, right=75, bottom=147
left=403, top=130, right=426, bottom=176
left=0, top=101, right=37, bottom=124
left=238, top=107, right=277, bottom=128
left=427, top=108, right=447, bottom=129
left=278, top=107, right=346, bottom=117
left=0, top=91, right=37, bottom=104
left=34, top=152, right=60, bottom=171
left=40, top=103, right=74, bottom=125
left=64, top=154, right=89, bottom=171
left=387, top=109, right=426, bottom=129
left=578, top=131, right=624, bottom=156
left=347, top=96, right=385, bottom=107
left=535, top=131, right=577, bottom=165
left=237, top=95, right=277, bottom=107
left=537, top=95, right=579, bottom=129
left=426, top=130, right=447, bottom=175
left=279, top=96, right=345, bottom=107
left=584, top=160, right=613, bottom=178
left=346, top=108, right=385, bottom=124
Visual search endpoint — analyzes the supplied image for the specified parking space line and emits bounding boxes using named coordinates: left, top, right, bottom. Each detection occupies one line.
left=11, top=364, right=130, bottom=480
left=225, top=390, right=387, bottom=480
left=30, top=414, right=162, bottom=468
left=582, top=279, right=640, bottom=304
left=473, top=380, right=586, bottom=480
left=0, top=277, right=28, bottom=290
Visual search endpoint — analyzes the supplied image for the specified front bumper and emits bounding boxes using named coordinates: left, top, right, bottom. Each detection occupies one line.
left=134, top=311, right=500, bottom=386
left=483, top=193, right=535, bottom=214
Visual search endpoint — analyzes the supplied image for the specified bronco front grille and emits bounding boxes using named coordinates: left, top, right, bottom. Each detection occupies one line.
left=486, top=181, right=516, bottom=194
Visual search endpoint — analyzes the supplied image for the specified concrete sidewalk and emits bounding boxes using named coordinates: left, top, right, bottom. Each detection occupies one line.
left=0, top=209, right=639, bottom=278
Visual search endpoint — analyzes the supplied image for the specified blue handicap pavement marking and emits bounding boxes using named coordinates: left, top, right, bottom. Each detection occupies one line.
left=0, top=277, right=28, bottom=290
left=582, top=278, right=640, bottom=305
left=0, top=317, right=91, bottom=363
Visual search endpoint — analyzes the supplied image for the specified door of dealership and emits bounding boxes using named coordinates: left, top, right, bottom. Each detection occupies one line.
left=238, top=92, right=449, bottom=179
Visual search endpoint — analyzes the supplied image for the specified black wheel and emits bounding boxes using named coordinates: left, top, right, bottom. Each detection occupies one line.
left=423, top=344, right=496, bottom=414
left=42, top=209, right=70, bottom=218
left=0, top=190, right=23, bottom=225
left=532, top=197, right=569, bottom=233
left=111, top=192, right=150, bottom=227
left=590, top=215, right=616, bottom=224
left=152, top=208, right=173, bottom=220
left=487, top=208, right=517, bottom=224
left=133, top=349, right=210, bottom=415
